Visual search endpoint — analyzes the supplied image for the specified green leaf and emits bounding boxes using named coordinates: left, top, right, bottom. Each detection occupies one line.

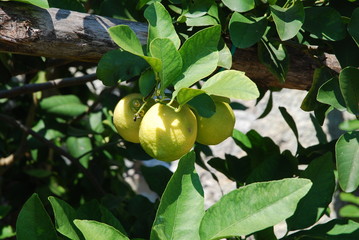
left=339, top=119, right=359, bottom=131
left=303, top=7, right=346, bottom=41
left=222, top=0, right=255, bottom=12
left=16, top=194, right=58, bottom=240
left=186, top=15, right=218, bottom=27
left=150, top=38, right=182, bottom=92
left=139, top=69, right=156, bottom=96
left=174, top=25, right=221, bottom=90
left=284, top=219, right=359, bottom=240
left=201, top=70, right=259, bottom=100
left=144, top=2, right=181, bottom=49
left=109, top=25, right=144, bottom=55
left=74, top=220, right=129, bottom=240
left=286, top=152, right=335, bottom=231
left=108, top=25, right=161, bottom=72
left=40, top=95, right=88, bottom=117
left=317, top=77, right=347, bottom=111
left=199, top=178, right=312, bottom=240
left=336, top=131, right=359, bottom=192
left=257, top=91, right=273, bottom=119
left=97, top=49, right=148, bottom=86
left=270, top=2, right=304, bottom=41
left=229, top=13, right=267, bottom=48
left=141, top=165, right=173, bottom=197
left=11, top=0, right=49, bottom=8
left=333, top=36, right=359, bottom=68
left=278, top=106, right=300, bottom=142
left=310, top=114, right=328, bottom=144
left=150, top=151, right=204, bottom=240
left=258, top=39, right=288, bottom=83
left=47, top=0, right=85, bottom=12
left=187, top=93, right=216, bottom=118
left=48, top=197, right=84, bottom=240
left=176, top=88, right=206, bottom=107
left=217, top=39, right=232, bottom=69
left=339, top=67, right=359, bottom=116
left=348, top=8, right=359, bottom=46
left=66, top=136, right=92, bottom=168
left=340, top=205, right=359, bottom=218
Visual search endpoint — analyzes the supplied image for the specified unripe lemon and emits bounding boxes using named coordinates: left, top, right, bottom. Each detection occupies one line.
left=196, top=101, right=235, bottom=145
left=113, top=93, right=144, bottom=143
left=139, top=103, right=197, bottom=162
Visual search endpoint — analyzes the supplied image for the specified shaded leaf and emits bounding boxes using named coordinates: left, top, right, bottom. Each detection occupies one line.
left=317, top=77, right=347, bottom=111
left=348, top=8, right=359, bottom=46
left=336, top=131, right=359, bottom=192
left=40, top=95, right=88, bottom=117
left=12, top=0, right=49, bottom=8
left=229, top=13, right=267, bottom=48
left=141, top=165, right=173, bottom=197
left=16, top=194, right=58, bottom=240
left=97, top=50, right=148, bottom=86
left=287, top=152, right=335, bottom=231
left=270, top=2, right=304, bottom=41
left=303, top=7, right=346, bottom=41
left=187, top=93, right=216, bottom=118
left=339, top=67, right=359, bottom=116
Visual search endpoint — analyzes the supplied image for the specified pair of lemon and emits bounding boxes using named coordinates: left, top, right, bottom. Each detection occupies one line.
left=113, top=93, right=235, bottom=162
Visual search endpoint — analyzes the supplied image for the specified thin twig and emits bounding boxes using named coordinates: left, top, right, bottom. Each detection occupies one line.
left=0, top=74, right=98, bottom=99
left=0, top=113, right=106, bottom=196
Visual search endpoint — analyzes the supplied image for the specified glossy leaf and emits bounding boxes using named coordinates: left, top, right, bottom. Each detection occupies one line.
left=186, top=15, right=218, bottom=27
left=287, top=152, right=335, bottom=231
left=74, top=220, right=129, bottom=240
left=150, top=38, right=182, bottom=92
left=108, top=25, right=161, bottom=72
left=258, top=39, right=288, bottom=83
left=174, top=25, right=221, bottom=90
left=199, top=178, right=312, bottom=240
left=270, top=1, right=304, bottom=41
left=145, top=2, right=181, bottom=49
left=97, top=49, right=148, bottom=86
left=222, top=0, right=255, bottom=12
left=201, top=70, right=259, bottom=100
left=16, top=194, right=58, bottom=240
left=40, top=95, right=88, bottom=117
left=336, top=131, right=359, bottom=192
left=48, top=197, right=84, bottom=240
left=339, top=67, right=359, bottom=116
left=317, top=77, right=347, bottom=111
left=229, top=13, right=267, bottom=48
left=176, top=88, right=206, bottom=107
left=303, top=7, right=346, bottom=41
left=12, top=0, right=49, bottom=8
left=348, top=8, right=359, bottom=46
left=150, top=151, right=204, bottom=240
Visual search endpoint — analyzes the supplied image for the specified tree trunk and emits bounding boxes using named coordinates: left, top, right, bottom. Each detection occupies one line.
left=0, top=2, right=340, bottom=90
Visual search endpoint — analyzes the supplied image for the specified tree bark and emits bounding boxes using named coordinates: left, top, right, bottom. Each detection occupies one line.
left=0, top=2, right=340, bottom=90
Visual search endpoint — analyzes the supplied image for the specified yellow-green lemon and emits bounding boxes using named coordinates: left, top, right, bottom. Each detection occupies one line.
left=113, top=93, right=144, bottom=143
left=196, top=101, right=235, bottom=145
left=139, top=103, right=197, bottom=162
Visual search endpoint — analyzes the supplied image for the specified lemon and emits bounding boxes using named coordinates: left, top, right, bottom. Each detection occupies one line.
left=113, top=93, right=144, bottom=143
left=139, top=103, right=197, bottom=162
left=196, top=101, right=235, bottom=145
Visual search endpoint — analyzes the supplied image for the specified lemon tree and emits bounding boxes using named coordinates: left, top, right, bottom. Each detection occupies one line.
left=139, top=103, right=197, bottom=162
